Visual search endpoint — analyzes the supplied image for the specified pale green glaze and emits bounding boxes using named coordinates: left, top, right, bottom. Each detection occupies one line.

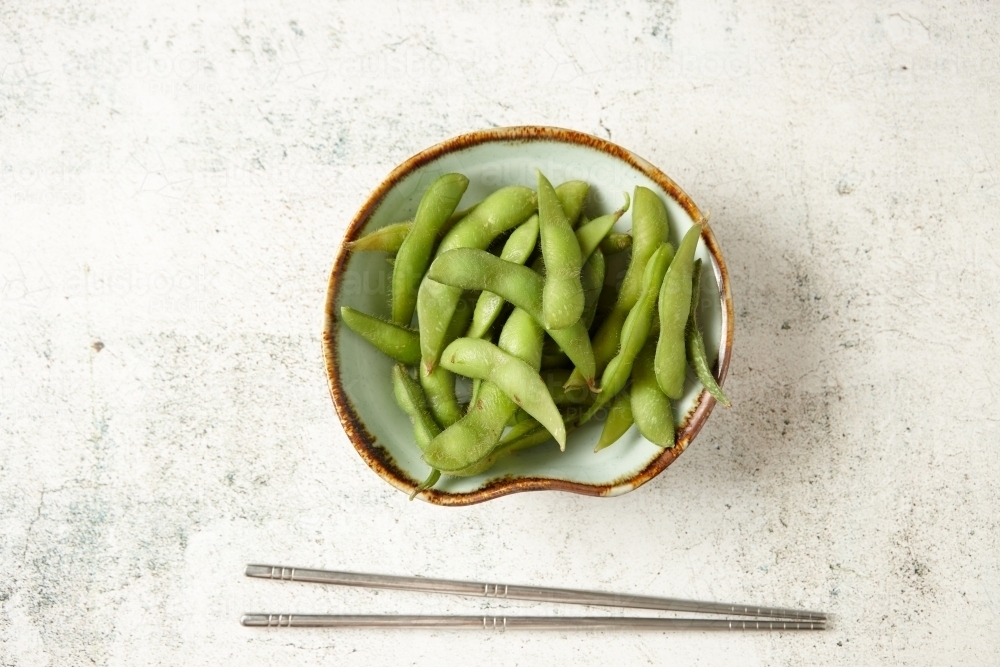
left=330, top=136, right=727, bottom=501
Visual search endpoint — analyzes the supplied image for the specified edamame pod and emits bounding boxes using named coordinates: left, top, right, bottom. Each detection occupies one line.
left=419, top=295, right=474, bottom=428
left=595, top=391, right=634, bottom=452
left=467, top=214, right=539, bottom=339
left=686, top=259, right=731, bottom=407
left=422, top=309, right=543, bottom=472
left=341, top=307, right=420, bottom=364
left=555, top=180, right=590, bottom=228
left=347, top=221, right=411, bottom=253
left=566, top=186, right=670, bottom=389
left=655, top=223, right=702, bottom=399
left=437, top=186, right=538, bottom=254
left=410, top=469, right=440, bottom=500
left=426, top=248, right=596, bottom=387
left=599, top=232, right=632, bottom=255
left=580, top=243, right=674, bottom=423
left=440, top=337, right=566, bottom=449
left=447, top=415, right=559, bottom=477
left=347, top=205, right=477, bottom=253
left=538, top=171, right=585, bottom=330
left=631, top=340, right=675, bottom=447
left=391, top=173, right=469, bottom=324
left=580, top=249, right=605, bottom=331
left=392, top=364, right=443, bottom=497
left=575, top=192, right=629, bottom=260
left=417, top=186, right=538, bottom=369
left=391, top=364, right=441, bottom=449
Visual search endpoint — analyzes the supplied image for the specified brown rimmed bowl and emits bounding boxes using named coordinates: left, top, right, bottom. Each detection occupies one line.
left=323, top=126, right=733, bottom=506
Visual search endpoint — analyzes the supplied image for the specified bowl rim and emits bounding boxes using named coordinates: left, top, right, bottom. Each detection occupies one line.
left=323, top=126, right=734, bottom=506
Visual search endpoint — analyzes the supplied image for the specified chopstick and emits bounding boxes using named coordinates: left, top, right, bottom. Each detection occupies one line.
left=244, top=564, right=826, bottom=622
left=240, top=613, right=826, bottom=631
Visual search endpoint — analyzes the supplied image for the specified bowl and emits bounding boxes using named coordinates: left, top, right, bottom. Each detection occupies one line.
left=323, top=126, right=733, bottom=505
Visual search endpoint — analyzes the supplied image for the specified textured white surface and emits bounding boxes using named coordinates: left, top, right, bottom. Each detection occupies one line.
left=1, top=1, right=998, bottom=664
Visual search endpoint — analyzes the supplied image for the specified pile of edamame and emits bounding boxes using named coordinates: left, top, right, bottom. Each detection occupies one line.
left=343, top=171, right=729, bottom=495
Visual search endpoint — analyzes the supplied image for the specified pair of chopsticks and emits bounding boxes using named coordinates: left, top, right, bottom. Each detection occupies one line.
left=241, top=565, right=827, bottom=631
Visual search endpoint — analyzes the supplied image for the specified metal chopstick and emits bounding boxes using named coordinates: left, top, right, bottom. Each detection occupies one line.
left=245, top=564, right=826, bottom=622
left=240, top=614, right=825, bottom=631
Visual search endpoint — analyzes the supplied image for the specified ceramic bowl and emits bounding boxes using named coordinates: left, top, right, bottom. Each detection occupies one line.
left=323, top=126, right=733, bottom=505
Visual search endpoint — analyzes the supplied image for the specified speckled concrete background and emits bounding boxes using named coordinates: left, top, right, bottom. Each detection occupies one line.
left=2, top=1, right=998, bottom=664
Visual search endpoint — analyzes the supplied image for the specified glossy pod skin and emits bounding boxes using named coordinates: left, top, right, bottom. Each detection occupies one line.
left=655, top=222, right=703, bottom=399
left=595, top=390, right=634, bottom=452
left=581, top=243, right=674, bottom=423
left=340, top=307, right=420, bottom=365
left=417, top=186, right=537, bottom=369
left=538, top=171, right=585, bottom=331
left=631, top=339, right=676, bottom=448
left=426, top=248, right=596, bottom=387
left=440, top=337, right=566, bottom=448
left=391, top=173, right=468, bottom=325
left=686, top=259, right=731, bottom=407
left=467, top=215, right=540, bottom=339
left=566, top=186, right=670, bottom=389
left=421, top=308, right=543, bottom=473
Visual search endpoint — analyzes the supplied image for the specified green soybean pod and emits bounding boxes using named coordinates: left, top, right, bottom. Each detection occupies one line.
left=409, top=469, right=441, bottom=500
left=440, top=337, right=566, bottom=449
left=419, top=295, right=475, bottom=428
left=417, top=186, right=538, bottom=369
left=631, top=340, right=675, bottom=448
left=347, top=221, right=412, bottom=253
left=446, top=418, right=547, bottom=477
left=392, top=364, right=443, bottom=498
left=391, top=363, right=442, bottom=449
left=392, top=364, right=441, bottom=500
left=580, top=243, right=674, bottom=424
left=655, top=222, right=703, bottom=399
left=341, top=307, right=420, bottom=365
left=538, top=171, right=585, bottom=331
left=580, top=248, right=605, bottom=331
left=391, top=173, right=469, bottom=325
left=566, top=186, right=669, bottom=389
left=575, top=192, right=629, bottom=260
left=424, top=381, right=513, bottom=473
left=422, top=308, right=543, bottom=472
left=438, top=186, right=538, bottom=254
left=555, top=180, right=590, bottom=228
left=449, top=410, right=582, bottom=477
left=427, top=248, right=596, bottom=387
left=347, top=205, right=477, bottom=254
left=467, top=214, right=539, bottom=339
left=594, top=391, right=634, bottom=452
left=599, top=232, right=632, bottom=255
left=687, top=259, right=731, bottom=407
